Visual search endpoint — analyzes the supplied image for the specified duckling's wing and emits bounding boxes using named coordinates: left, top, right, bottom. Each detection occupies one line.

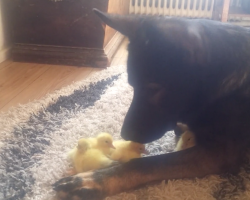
left=81, top=149, right=111, bottom=171
left=174, top=136, right=184, bottom=151
left=67, top=147, right=76, bottom=163
left=99, top=156, right=113, bottom=168
left=121, top=151, right=141, bottom=163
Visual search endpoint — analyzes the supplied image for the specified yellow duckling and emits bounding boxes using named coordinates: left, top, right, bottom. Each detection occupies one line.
left=72, top=138, right=115, bottom=173
left=87, top=132, right=115, bottom=156
left=110, top=140, right=149, bottom=163
left=174, top=122, right=196, bottom=151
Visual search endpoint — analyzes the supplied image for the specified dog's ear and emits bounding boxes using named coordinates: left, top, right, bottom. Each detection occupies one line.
left=93, top=8, right=139, bottom=38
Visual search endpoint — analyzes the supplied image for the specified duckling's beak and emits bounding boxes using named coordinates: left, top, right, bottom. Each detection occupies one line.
left=110, top=143, right=116, bottom=149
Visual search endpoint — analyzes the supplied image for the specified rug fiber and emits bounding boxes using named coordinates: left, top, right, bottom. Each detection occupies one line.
left=1, top=65, right=250, bottom=200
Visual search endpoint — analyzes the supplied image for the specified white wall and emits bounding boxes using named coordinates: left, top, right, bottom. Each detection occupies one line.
left=0, top=1, right=11, bottom=63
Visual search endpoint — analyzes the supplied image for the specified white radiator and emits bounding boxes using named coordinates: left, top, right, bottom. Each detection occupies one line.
left=230, top=0, right=241, bottom=7
left=129, top=0, right=215, bottom=19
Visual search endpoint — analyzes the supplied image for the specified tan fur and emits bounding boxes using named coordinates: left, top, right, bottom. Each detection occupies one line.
left=220, top=70, right=249, bottom=95
left=104, top=174, right=150, bottom=195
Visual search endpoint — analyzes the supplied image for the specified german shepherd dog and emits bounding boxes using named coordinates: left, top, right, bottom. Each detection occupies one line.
left=53, top=9, right=250, bottom=200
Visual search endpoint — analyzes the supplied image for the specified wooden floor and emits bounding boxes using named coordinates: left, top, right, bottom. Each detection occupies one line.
left=0, top=39, right=128, bottom=112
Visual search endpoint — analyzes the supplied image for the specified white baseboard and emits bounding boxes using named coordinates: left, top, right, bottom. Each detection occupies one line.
left=104, top=31, right=125, bottom=61
left=0, top=46, right=11, bottom=63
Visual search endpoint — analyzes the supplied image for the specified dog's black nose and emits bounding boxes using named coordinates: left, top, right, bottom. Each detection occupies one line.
left=121, top=130, right=146, bottom=143
left=121, top=129, right=162, bottom=144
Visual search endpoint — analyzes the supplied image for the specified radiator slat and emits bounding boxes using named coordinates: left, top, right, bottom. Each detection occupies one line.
left=130, top=0, right=215, bottom=19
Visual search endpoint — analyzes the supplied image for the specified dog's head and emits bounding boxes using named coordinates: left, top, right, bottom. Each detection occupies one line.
left=93, top=9, right=250, bottom=143
left=94, top=9, right=204, bottom=143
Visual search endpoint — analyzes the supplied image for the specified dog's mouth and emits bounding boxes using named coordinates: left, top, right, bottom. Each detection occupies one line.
left=121, top=119, right=176, bottom=144
left=121, top=131, right=157, bottom=143
left=121, top=125, right=175, bottom=144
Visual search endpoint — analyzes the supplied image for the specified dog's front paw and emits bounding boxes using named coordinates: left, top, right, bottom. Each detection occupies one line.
left=53, top=171, right=105, bottom=200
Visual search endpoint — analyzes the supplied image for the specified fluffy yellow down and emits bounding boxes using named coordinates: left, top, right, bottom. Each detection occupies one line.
left=86, top=132, right=115, bottom=156
left=174, top=123, right=196, bottom=151
left=69, top=138, right=114, bottom=173
left=110, top=140, right=148, bottom=163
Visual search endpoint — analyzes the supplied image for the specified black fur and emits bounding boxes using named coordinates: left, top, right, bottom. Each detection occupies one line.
left=53, top=10, right=250, bottom=200
left=120, top=17, right=250, bottom=143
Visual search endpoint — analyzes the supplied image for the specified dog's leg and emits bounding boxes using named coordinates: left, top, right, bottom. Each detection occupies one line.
left=53, top=144, right=241, bottom=200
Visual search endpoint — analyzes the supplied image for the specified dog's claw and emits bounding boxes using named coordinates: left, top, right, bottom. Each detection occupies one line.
left=53, top=176, right=83, bottom=192
left=52, top=176, right=73, bottom=188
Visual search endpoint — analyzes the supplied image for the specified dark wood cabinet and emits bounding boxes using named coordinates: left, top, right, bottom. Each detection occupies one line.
left=5, top=0, right=129, bottom=67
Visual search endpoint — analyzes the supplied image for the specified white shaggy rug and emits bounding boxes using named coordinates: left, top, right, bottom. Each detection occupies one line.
left=1, top=64, right=250, bottom=200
